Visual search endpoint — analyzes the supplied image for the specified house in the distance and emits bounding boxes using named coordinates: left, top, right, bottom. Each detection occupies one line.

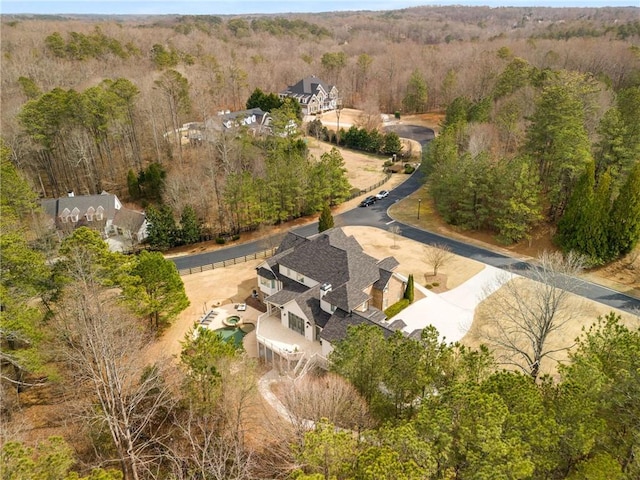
left=40, top=191, right=147, bottom=251
left=185, top=108, right=273, bottom=144
left=255, top=228, right=405, bottom=370
left=279, top=76, right=339, bottom=116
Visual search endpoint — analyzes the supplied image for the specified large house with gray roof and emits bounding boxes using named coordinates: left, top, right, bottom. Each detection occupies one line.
left=279, top=76, right=339, bottom=116
left=255, top=228, right=405, bottom=368
left=40, top=191, right=147, bottom=251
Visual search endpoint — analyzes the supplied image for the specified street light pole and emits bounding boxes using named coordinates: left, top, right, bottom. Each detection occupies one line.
left=417, top=199, right=422, bottom=220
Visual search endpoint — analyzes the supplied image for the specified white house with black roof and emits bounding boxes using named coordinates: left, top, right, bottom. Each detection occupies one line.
left=255, top=228, right=405, bottom=369
left=279, top=76, right=339, bottom=115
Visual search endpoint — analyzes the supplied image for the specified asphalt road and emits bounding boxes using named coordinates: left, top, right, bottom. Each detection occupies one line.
left=172, top=124, right=640, bottom=315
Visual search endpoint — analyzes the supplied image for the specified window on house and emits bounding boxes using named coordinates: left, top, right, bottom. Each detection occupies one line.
left=71, top=207, right=80, bottom=222
left=96, top=207, right=104, bottom=221
left=86, top=207, right=95, bottom=222
left=297, top=274, right=305, bottom=283
left=315, top=325, right=322, bottom=341
left=288, top=312, right=305, bottom=336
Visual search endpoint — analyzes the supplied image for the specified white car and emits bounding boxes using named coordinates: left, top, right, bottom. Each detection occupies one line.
left=375, top=190, right=389, bottom=200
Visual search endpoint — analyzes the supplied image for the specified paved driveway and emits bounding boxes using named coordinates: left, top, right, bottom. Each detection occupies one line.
left=390, top=266, right=515, bottom=344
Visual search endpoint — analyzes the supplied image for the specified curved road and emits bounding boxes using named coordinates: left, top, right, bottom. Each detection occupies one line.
left=172, top=125, right=640, bottom=315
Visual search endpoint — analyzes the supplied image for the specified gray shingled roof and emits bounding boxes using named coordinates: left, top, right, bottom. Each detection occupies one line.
left=377, top=256, right=399, bottom=271
left=281, top=76, right=333, bottom=97
left=113, top=208, right=145, bottom=233
left=278, top=228, right=380, bottom=292
left=373, top=269, right=394, bottom=290
left=320, top=309, right=394, bottom=343
left=276, top=231, right=309, bottom=254
left=295, top=285, right=331, bottom=328
left=323, top=283, right=369, bottom=312
left=264, top=278, right=308, bottom=306
left=389, top=319, right=407, bottom=330
left=256, top=266, right=276, bottom=280
left=40, top=193, right=118, bottom=221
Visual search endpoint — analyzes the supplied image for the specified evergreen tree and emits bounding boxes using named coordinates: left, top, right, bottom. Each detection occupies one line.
left=402, top=69, right=428, bottom=114
left=123, top=250, right=189, bottom=330
left=556, top=162, right=595, bottom=258
left=318, top=202, right=334, bottom=233
left=179, top=205, right=201, bottom=245
left=127, top=169, right=140, bottom=200
left=403, top=274, right=415, bottom=303
left=608, top=162, right=640, bottom=258
left=145, top=204, right=177, bottom=251
left=382, top=131, right=402, bottom=156
left=245, top=87, right=283, bottom=111
left=525, top=78, right=593, bottom=220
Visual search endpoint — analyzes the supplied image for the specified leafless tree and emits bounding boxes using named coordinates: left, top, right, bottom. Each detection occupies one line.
left=280, top=372, right=372, bottom=436
left=480, top=250, right=586, bottom=380
left=389, top=225, right=401, bottom=249
left=165, top=407, right=255, bottom=480
left=425, top=243, right=454, bottom=276
left=54, top=282, right=177, bottom=480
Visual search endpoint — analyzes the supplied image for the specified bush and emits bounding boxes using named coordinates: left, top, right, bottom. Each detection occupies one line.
left=394, top=111, right=401, bottom=119
left=215, top=237, right=226, bottom=245
left=232, top=234, right=240, bottom=241
left=425, top=284, right=433, bottom=289
left=383, top=160, right=393, bottom=167
left=432, top=282, right=440, bottom=287
left=404, top=164, right=416, bottom=174
left=384, top=298, right=411, bottom=318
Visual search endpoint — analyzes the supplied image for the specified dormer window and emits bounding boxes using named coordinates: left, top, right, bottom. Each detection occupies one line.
left=86, top=206, right=95, bottom=222
left=71, top=207, right=80, bottom=222
left=96, top=206, right=104, bottom=221
left=60, top=207, right=70, bottom=223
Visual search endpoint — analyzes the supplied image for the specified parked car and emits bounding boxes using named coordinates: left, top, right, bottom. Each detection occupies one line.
left=375, top=190, right=389, bottom=199
left=359, top=197, right=376, bottom=207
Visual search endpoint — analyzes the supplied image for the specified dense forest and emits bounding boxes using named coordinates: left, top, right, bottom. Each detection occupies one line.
left=1, top=5, right=640, bottom=479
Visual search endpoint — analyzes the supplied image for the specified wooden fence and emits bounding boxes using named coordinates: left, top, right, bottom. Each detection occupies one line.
left=178, top=247, right=277, bottom=276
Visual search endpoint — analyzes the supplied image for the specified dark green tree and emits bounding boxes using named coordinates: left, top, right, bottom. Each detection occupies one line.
left=122, top=250, right=189, bottom=330
left=403, top=274, right=415, bottom=303
left=382, top=131, right=402, bottom=156
left=524, top=78, right=593, bottom=220
left=318, top=202, right=334, bottom=233
left=608, top=162, right=640, bottom=258
left=402, top=69, right=429, bottom=114
left=330, top=325, right=390, bottom=410
left=179, top=205, right=201, bottom=245
left=245, top=87, right=283, bottom=111
left=137, top=162, right=166, bottom=203
left=145, top=204, right=177, bottom=251
left=127, top=169, right=140, bottom=200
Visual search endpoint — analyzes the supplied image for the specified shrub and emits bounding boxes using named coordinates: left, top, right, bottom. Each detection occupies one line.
left=232, top=234, right=240, bottom=241
left=432, top=282, right=440, bottom=287
left=215, top=237, right=226, bottom=245
left=394, top=111, right=401, bottom=119
left=425, top=284, right=433, bottom=289
left=384, top=298, right=411, bottom=318
left=404, top=164, right=416, bottom=174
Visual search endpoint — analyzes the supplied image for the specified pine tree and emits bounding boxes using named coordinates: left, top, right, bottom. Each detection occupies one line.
left=608, top=162, right=640, bottom=258
left=556, top=162, right=595, bottom=258
left=318, top=202, right=334, bottom=233
left=179, top=205, right=201, bottom=246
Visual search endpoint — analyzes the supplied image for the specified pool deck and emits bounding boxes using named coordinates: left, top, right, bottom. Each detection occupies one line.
left=197, top=304, right=260, bottom=356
